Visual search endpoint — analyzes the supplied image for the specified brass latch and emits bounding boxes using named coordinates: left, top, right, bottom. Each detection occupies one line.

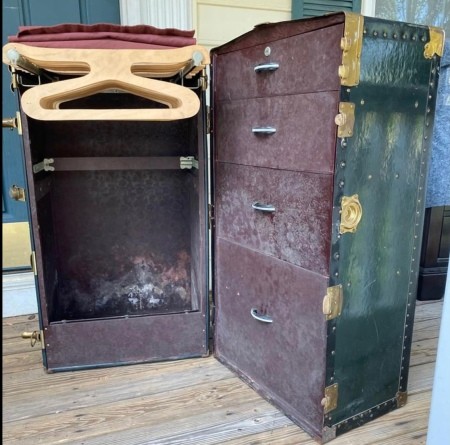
left=22, top=330, right=45, bottom=349
left=321, top=383, right=339, bottom=414
left=339, top=194, right=363, bottom=234
left=323, top=285, right=343, bottom=320
left=339, top=12, right=364, bottom=86
left=2, top=112, right=22, bottom=134
left=424, top=27, right=445, bottom=59
left=180, top=156, right=199, bottom=170
left=9, top=185, right=26, bottom=202
left=335, top=102, right=355, bottom=138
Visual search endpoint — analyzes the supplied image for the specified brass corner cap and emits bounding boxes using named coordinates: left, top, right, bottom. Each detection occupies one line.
left=424, top=27, right=445, bottom=59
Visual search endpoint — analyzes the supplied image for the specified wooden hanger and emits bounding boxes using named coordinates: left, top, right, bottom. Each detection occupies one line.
left=2, top=43, right=210, bottom=121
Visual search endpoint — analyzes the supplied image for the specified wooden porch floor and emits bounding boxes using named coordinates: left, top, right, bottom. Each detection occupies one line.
left=3, top=300, right=442, bottom=445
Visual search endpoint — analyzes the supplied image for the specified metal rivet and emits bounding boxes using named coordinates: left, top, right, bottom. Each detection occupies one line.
left=414, top=100, right=419, bottom=108
left=331, top=350, right=335, bottom=355
left=341, top=139, right=347, bottom=147
left=340, top=161, right=346, bottom=168
left=421, top=36, right=426, bottom=42
left=334, top=272, right=339, bottom=277
left=264, top=46, right=271, bottom=57
left=373, top=31, right=378, bottom=36
left=361, top=99, right=365, bottom=105
left=364, top=28, right=367, bottom=34
left=412, top=35, right=417, bottom=40
left=402, top=34, right=407, bottom=39
left=395, top=173, right=400, bottom=179
left=368, top=174, right=372, bottom=179
left=383, top=32, right=387, bottom=37
left=396, top=270, right=400, bottom=275
left=339, top=180, right=345, bottom=188
left=393, top=33, right=398, bottom=39
left=334, top=252, right=340, bottom=259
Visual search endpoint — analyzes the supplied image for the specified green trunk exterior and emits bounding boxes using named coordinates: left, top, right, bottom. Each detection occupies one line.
left=325, top=17, right=442, bottom=435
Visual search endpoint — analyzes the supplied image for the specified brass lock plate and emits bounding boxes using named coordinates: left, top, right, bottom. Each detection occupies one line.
left=339, top=194, right=362, bottom=234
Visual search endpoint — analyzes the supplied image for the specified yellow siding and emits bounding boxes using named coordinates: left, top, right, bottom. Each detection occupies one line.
left=193, top=0, right=291, bottom=50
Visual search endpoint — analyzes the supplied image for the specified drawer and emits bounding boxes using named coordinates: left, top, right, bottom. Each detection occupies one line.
left=213, top=23, right=343, bottom=101
left=214, top=238, right=328, bottom=434
left=215, top=163, right=333, bottom=276
left=214, top=92, right=339, bottom=173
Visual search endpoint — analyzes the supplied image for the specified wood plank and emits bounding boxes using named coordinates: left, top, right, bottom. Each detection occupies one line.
left=2, top=379, right=265, bottom=444
left=410, top=337, right=439, bottom=367
left=412, top=317, right=442, bottom=342
left=414, top=300, right=443, bottom=321
left=2, top=356, right=227, bottom=396
left=2, top=314, right=39, bottom=339
left=3, top=358, right=235, bottom=422
left=408, top=361, right=436, bottom=395
left=2, top=350, right=44, bottom=374
left=1, top=298, right=440, bottom=445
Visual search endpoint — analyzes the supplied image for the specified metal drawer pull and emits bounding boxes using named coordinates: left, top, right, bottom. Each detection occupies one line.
left=251, top=308, right=273, bottom=323
left=252, top=202, right=276, bottom=213
left=254, top=62, right=279, bottom=73
left=252, top=126, right=276, bottom=135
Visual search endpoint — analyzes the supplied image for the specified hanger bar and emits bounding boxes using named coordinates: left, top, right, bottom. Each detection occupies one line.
left=3, top=43, right=210, bottom=121
left=2, top=43, right=210, bottom=121
left=3, top=43, right=210, bottom=77
left=32, top=156, right=198, bottom=172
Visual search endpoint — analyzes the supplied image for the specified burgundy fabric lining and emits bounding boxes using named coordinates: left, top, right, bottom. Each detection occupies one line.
left=9, top=23, right=196, bottom=49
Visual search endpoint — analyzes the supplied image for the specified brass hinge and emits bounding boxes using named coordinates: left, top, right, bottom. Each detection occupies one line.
left=2, top=111, right=22, bottom=135
left=339, top=12, right=364, bottom=86
left=396, top=391, right=408, bottom=408
left=22, top=329, right=45, bottom=350
left=335, top=102, right=355, bottom=138
left=206, top=105, right=212, bottom=134
left=30, top=251, right=38, bottom=276
left=424, top=27, right=445, bottom=59
left=321, top=383, right=339, bottom=414
left=339, top=194, right=363, bottom=234
left=9, top=185, right=26, bottom=202
left=323, top=285, right=343, bottom=320
left=208, top=203, right=215, bottom=229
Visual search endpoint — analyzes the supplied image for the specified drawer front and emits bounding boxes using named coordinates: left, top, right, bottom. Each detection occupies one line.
left=213, top=23, right=343, bottom=101
left=214, top=92, right=339, bottom=173
left=214, top=239, right=328, bottom=436
left=215, top=163, right=333, bottom=276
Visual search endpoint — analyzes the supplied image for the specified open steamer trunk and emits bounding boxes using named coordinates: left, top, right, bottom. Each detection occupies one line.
left=3, top=12, right=445, bottom=443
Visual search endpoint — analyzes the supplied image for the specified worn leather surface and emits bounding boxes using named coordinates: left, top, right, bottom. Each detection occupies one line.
left=215, top=162, right=333, bottom=276
left=215, top=239, right=328, bottom=438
